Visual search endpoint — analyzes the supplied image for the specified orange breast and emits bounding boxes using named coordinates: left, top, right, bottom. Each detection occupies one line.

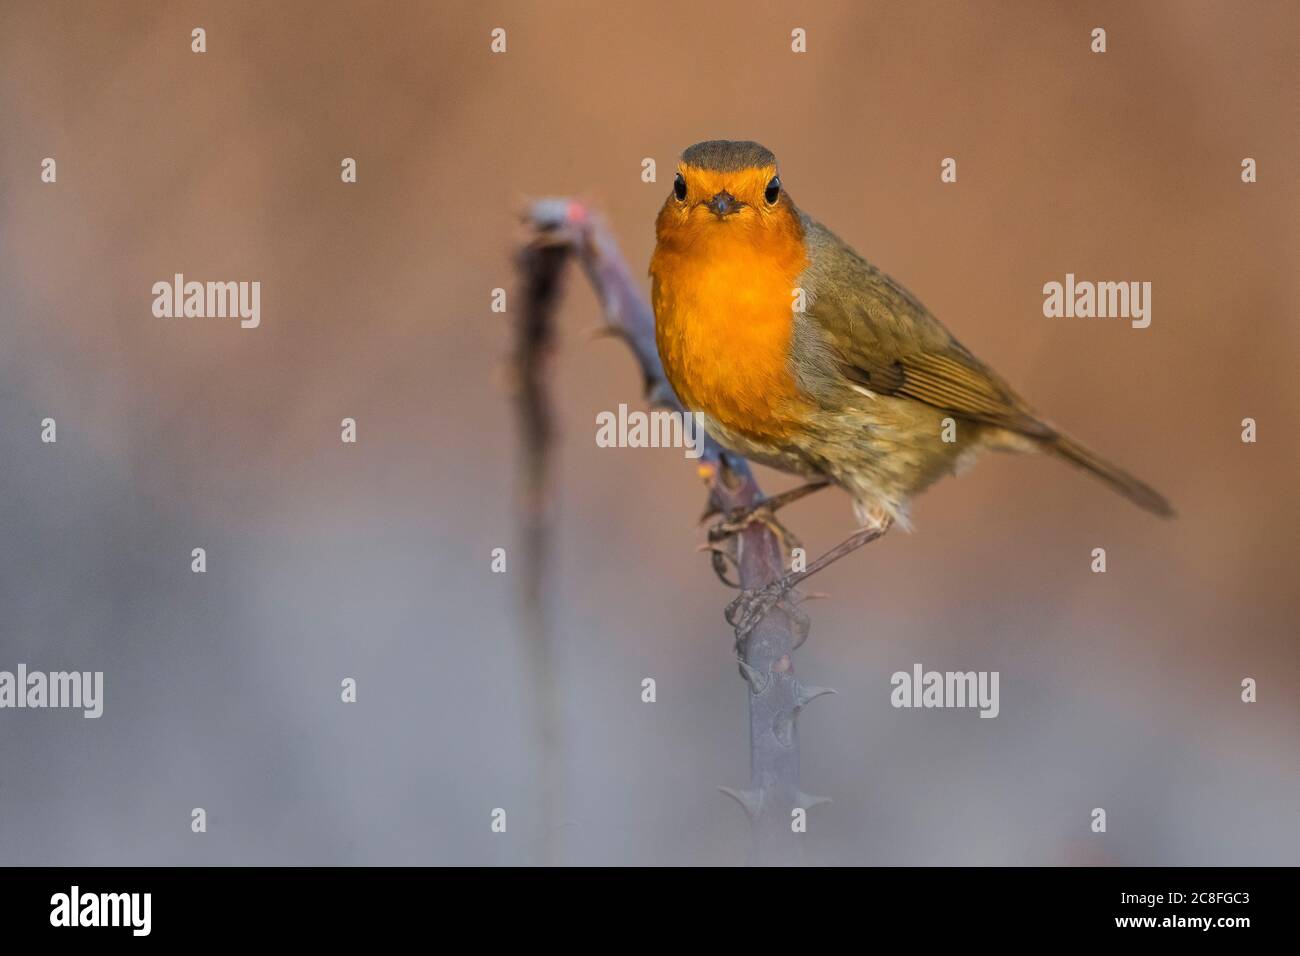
left=652, top=228, right=811, bottom=443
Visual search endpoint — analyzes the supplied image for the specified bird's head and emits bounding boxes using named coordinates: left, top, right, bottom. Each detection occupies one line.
left=655, top=140, right=802, bottom=251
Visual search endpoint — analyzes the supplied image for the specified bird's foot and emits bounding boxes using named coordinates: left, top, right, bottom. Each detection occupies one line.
left=725, top=575, right=804, bottom=643
left=714, top=501, right=802, bottom=550
left=700, top=480, right=831, bottom=586
left=724, top=520, right=894, bottom=641
left=702, top=506, right=799, bottom=588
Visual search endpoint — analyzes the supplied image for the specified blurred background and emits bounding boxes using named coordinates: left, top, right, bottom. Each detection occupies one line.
left=0, top=0, right=1296, bottom=865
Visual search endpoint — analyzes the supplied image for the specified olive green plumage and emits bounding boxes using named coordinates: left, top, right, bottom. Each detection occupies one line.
left=787, top=213, right=1174, bottom=523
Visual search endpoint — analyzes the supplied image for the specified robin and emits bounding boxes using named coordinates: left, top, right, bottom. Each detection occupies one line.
left=650, top=140, right=1172, bottom=591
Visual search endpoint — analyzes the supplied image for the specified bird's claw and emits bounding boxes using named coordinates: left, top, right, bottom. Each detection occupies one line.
left=725, top=575, right=802, bottom=642
left=696, top=542, right=741, bottom=588
left=704, top=503, right=804, bottom=587
left=709, top=502, right=803, bottom=553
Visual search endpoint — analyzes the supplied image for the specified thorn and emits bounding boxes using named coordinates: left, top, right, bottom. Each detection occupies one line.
left=794, top=684, right=838, bottom=708
left=583, top=324, right=625, bottom=343
left=695, top=542, right=734, bottom=558
left=718, top=786, right=763, bottom=820
left=789, top=603, right=812, bottom=650
left=736, top=658, right=769, bottom=694
left=795, top=791, right=832, bottom=810
left=803, top=591, right=831, bottom=601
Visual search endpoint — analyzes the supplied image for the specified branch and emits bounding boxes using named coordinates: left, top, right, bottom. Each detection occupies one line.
left=513, top=198, right=832, bottom=864
left=509, top=219, right=568, bottom=864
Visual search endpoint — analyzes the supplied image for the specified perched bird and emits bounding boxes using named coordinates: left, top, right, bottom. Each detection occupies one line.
left=651, top=139, right=1173, bottom=539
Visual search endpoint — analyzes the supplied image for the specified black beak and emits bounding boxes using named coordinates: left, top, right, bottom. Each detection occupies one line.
left=705, top=191, right=741, bottom=218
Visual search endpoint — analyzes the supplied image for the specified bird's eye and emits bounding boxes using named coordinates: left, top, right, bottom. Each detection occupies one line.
left=673, top=173, right=687, bottom=201
left=764, top=176, right=781, bottom=205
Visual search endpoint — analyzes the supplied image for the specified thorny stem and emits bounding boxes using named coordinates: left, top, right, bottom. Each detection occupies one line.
left=513, top=198, right=843, bottom=864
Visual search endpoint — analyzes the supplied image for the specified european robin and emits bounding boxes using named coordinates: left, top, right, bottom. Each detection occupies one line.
left=651, top=140, right=1173, bottom=538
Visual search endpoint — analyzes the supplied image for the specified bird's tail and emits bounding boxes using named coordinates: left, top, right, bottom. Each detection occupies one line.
left=1045, top=432, right=1175, bottom=518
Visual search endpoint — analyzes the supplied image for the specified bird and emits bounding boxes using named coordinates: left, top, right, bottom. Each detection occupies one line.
left=650, top=140, right=1173, bottom=559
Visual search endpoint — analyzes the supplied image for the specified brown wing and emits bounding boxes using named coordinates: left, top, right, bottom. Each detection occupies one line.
left=800, top=217, right=1054, bottom=439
